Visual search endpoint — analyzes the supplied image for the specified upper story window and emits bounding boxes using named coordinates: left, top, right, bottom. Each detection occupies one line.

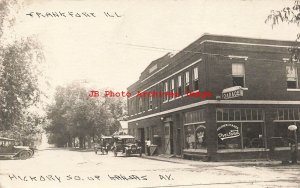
left=170, top=79, right=175, bottom=99
left=148, top=95, right=153, bottom=110
left=129, top=100, right=134, bottom=115
left=286, top=65, right=298, bottom=89
left=184, top=71, right=190, bottom=94
left=163, top=81, right=169, bottom=102
left=192, top=67, right=199, bottom=91
left=232, top=63, right=245, bottom=87
left=138, top=98, right=143, bottom=113
left=177, top=75, right=182, bottom=97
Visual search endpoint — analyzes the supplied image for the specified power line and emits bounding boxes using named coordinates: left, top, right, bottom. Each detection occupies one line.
left=115, top=42, right=293, bottom=63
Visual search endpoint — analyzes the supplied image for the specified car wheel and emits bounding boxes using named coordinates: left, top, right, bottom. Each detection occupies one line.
left=19, top=151, right=31, bottom=160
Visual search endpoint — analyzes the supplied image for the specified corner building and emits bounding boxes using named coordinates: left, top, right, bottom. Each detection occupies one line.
left=127, top=34, right=300, bottom=161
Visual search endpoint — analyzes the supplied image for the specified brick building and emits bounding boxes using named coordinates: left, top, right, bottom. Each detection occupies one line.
left=126, top=34, right=300, bottom=161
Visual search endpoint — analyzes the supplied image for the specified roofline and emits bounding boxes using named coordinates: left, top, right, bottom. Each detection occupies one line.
left=127, top=34, right=299, bottom=90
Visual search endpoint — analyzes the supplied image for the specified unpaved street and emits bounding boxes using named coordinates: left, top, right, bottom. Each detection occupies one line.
left=0, top=148, right=299, bottom=188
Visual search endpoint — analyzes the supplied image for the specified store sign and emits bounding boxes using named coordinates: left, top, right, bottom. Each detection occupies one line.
left=222, top=86, right=243, bottom=99
left=217, top=124, right=240, bottom=140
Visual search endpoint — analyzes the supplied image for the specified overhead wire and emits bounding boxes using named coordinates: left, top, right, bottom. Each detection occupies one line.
left=114, top=42, right=295, bottom=63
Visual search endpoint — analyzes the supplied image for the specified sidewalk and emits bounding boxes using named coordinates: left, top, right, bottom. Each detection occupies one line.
left=141, top=154, right=294, bottom=167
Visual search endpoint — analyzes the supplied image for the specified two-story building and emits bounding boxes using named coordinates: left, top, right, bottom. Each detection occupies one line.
left=126, top=34, right=300, bottom=161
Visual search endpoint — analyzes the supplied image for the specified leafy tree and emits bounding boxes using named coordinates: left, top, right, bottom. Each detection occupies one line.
left=265, top=0, right=300, bottom=62
left=0, top=0, right=44, bottom=146
left=46, top=82, right=125, bottom=148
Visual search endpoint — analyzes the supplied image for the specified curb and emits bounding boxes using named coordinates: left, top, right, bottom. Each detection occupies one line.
left=141, top=155, right=191, bottom=164
left=141, top=155, right=287, bottom=167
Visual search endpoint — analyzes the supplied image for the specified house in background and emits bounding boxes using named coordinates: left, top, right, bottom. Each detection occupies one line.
left=126, top=34, right=300, bottom=161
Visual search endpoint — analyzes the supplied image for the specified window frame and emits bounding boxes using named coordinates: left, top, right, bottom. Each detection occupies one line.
left=177, top=75, right=182, bottom=97
left=163, top=81, right=169, bottom=102
left=138, top=97, right=143, bottom=113
left=184, top=71, right=190, bottom=94
left=148, top=95, right=153, bottom=110
left=192, top=67, right=199, bottom=91
left=232, top=62, right=246, bottom=88
left=170, top=78, right=175, bottom=99
left=286, top=65, right=299, bottom=89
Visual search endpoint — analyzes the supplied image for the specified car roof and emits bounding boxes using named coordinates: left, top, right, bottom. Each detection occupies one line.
left=114, top=135, right=135, bottom=139
left=102, top=136, right=112, bottom=139
left=0, top=137, right=15, bottom=141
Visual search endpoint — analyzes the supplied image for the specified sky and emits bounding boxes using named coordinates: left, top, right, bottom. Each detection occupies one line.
left=10, top=0, right=300, bottom=98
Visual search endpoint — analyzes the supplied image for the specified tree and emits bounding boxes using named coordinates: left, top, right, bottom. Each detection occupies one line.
left=265, top=0, right=300, bottom=62
left=46, top=82, right=125, bottom=148
left=0, top=0, right=44, bottom=146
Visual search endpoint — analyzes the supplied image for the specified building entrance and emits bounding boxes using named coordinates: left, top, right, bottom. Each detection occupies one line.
left=164, top=122, right=174, bottom=154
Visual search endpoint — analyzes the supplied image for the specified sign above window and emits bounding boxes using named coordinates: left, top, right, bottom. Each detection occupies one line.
left=149, top=64, right=158, bottom=73
left=222, top=86, right=244, bottom=99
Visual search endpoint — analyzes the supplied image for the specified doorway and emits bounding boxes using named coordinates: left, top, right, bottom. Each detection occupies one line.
left=164, top=122, right=174, bottom=155
left=176, top=128, right=182, bottom=155
left=139, top=128, right=145, bottom=153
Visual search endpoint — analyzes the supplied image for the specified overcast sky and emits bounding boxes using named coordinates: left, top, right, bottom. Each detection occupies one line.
left=12, top=0, right=299, bottom=96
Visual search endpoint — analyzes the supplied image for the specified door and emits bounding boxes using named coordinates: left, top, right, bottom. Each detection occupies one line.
left=164, top=122, right=174, bottom=154
left=139, top=128, right=145, bottom=153
left=176, top=128, right=182, bottom=155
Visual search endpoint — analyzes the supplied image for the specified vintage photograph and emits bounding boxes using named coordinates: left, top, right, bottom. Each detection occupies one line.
left=0, top=0, right=300, bottom=187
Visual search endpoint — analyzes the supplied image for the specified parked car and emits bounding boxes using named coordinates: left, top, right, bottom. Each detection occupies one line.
left=112, top=135, right=142, bottom=157
left=94, top=136, right=113, bottom=155
left=0, top=137, right=33, bottom=160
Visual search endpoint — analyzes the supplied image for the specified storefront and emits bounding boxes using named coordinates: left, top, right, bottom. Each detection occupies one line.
left=269, top=108, right=300, bottom=161
left=213, top=108, right=269, bottom=160
left=182, top=109, right=208, bottom=159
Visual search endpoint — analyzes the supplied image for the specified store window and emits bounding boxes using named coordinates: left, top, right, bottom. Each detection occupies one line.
left=184, top=71, right=190, bottom=94
left=184, top=125, right=206, bottom=149
left=216, top=108, right=265, bottom=149
left=273, top=108, right=300, bottom=147
left=217, top=122, right=264, bottom=149
left=276, top=108, right=300, bottom=120
left=184, top=109, right=206, bottom=149
left=286, top=65, right=298, bottom=89
left=217, top=108, right=264, bottom=121
left=232, top=63, right=245, bottom=87
left=192, top=67, right=199, bottom=91
left=273, top=123, right=294, bottom=147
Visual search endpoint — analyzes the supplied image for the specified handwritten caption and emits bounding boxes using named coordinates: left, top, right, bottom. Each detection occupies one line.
left=8, top=174, right=174, bottom=183
left=25, top=12, right=123, bottom=18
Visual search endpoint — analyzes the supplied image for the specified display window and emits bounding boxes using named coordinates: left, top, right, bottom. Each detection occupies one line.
left=184, top=124, right=206, bottom=149
left=217, top=122, right=264, bottom=149
left=216, top=108, right=265, bottom=150
left=183, top=109, right=206, bottom=149
left=273, top=108, right=300, bottom=147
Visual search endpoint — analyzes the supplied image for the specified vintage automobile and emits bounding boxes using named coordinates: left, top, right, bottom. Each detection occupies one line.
left=0, top=137, right=34, bottom=160
left=94, top=136, right=113, bottom=155
left=112, top=135, right=142, bottom=157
